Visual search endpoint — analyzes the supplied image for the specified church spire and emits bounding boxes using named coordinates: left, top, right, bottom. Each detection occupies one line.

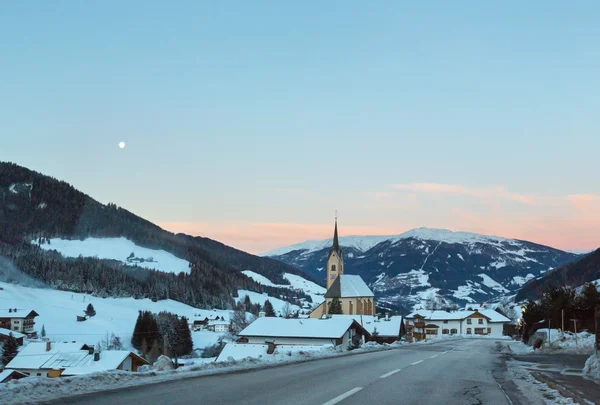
left=332, top=213, right=340, bottom=252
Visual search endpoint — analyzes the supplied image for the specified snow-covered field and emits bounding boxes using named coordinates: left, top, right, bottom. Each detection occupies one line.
left=33, top=237, right=191, bottom=274
left=241, top=270, right=325, bottom=305
left=0, top=281, right=229, bottom=351
left=236, top=289, right=301, bottom=315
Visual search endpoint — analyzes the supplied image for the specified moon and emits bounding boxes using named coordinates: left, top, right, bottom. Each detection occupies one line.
left=119, top=142, right=126, bottom=149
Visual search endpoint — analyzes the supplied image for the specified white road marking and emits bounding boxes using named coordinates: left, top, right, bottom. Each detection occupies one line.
left=380, top=369, right=402, bottom=379
left=321, top=387, right=364, bottom=405
left=410, top=360, right=424, bottom=366
left=430, top=354, right=439, bottom=359
left=443, top=351, right=449, bottom=354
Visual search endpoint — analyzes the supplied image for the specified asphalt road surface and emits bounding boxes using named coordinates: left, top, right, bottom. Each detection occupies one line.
left=47, top=339, right=511, bottom=405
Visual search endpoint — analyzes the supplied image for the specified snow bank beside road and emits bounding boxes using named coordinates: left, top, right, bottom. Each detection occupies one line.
left=583, top=354, right=599, bottom=381
left=539, top=331, right=595, bottom=354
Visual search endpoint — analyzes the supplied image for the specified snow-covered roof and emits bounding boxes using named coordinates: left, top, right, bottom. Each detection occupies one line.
left=0, top=327, right=26, bottom=339
left=0, top=369, right=27, bottom=383
left=6, top=341, right=88, bottom=370
left=406, top=309, right=510, bottom=323
left=331, top=315, right=403, bottom=337
left=6, top=341, right=144, bottom=374
left=62, top=351, right=141, bottom=376
left=0, top=309, right=38, bottom=319
left=239, top=317, right=367, bottom=339
left=325, top=275, right=374, bottom=298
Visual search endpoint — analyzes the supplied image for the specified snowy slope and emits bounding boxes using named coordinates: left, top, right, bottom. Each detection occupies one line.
left=0, top=281, right=228, bottom=351
left=236, top=290, right=302, bottom=315
left=34, top=237, right=191, bottom=274
left=241, top=270, right=325, bottom=305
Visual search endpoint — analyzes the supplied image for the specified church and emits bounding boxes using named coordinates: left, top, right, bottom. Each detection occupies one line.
left=309, top=218, right=376, bottom=318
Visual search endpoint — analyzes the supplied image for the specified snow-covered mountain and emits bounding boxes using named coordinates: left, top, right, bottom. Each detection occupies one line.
left=264, top=228, right=579, bottom=311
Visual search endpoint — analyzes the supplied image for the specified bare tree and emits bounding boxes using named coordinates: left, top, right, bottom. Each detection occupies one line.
left=282, top=302, right=293, bottom=318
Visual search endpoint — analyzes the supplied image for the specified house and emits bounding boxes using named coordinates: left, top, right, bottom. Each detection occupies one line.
left=207, top=321, right=229, bottom=333
left=405, top=309, right=510, bottom=340
left=0, top=369, right=28, bottom=383
left=5, top=341, right=148, bottom=378
left=0, top=328, right=26, bottom=346
left=309, top=218, right=376, bottom=318
left=238, top=316, right=370, bottom=350
left=0, top=309, right=39, bottom=335
left=332, top=314, right=405, bottom=344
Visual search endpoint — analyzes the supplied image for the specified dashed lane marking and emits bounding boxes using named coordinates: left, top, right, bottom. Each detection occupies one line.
left=380, top=369, right=402, bottom=379
left=321, top=387, right=364, bottom=405
left=410, top=360, right=424, bottom=366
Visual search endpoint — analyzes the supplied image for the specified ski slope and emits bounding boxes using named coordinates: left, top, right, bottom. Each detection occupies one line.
left=33, top=237, right=191, bottom=274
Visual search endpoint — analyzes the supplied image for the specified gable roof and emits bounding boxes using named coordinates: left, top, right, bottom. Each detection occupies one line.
left=0, top=328, right=26, bottom=339
left=62, top=351, right=148, bottom=376
left=239, top=317, right=370, bottom=339
left=325, top=275, right=374, bottom=298
left=0, top=369, right=27, bottom=383
left=0, top=310, right=39, bottom=319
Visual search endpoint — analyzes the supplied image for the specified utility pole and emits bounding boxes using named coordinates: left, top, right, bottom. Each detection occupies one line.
left=561, top=309, right=564, bottom=333
left=548, top=319, right=551, bottom=342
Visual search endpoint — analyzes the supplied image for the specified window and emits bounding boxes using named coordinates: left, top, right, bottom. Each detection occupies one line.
left=450, top=328, right=457, bottom=334
left=466, top=319, right=472, bottom=324
left=426, top=329, right=438, bottom=335
left=331, top=264, right=336, bottom=272
left=443, top=320, right=448, bottom=324
left=466, top=328, right=472, bottom=334
left=487, top=328, right=492, bottom=334
left=37, top=373, right=42, bottom=377
left=478, top=319, right=483, bottom=325
left=474, top=328, right=485, bottom=335
left=442, top=329, right=449, bottom=334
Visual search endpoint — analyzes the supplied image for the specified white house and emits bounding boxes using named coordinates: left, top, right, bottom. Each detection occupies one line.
left=238, top=317, right=370, bottom=350
left=5, top=341, right=148, bottom=378
left=207, top=321, right=229, bottom=333
left=0, top=309, right=39, bottom=334
left=405, top=309, right=510, bottom=339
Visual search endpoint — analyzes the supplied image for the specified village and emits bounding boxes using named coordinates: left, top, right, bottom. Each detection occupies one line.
left=0, top=220, right=514, bottom=384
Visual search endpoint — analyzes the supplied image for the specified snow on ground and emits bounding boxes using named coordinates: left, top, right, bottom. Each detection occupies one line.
left=505, top=340, right=535, bottom=355
left=34, top=237, right=191, bottom=274
left=507, top=360, right=580, bottom=405
left=583, top=354, right=599, bottom=381
left=236, top=290, right=301, bottom=315
left=241, top=271, right=325, bottom=305
left=538, top=331, right=596, bottom=354
left=478, top=273, right=509, bottom=293
left=0, top=281, right=228, bottom=351
left=511, top=273, right=535, bottom=286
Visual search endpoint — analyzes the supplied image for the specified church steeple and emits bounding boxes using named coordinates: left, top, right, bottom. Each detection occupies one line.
left=326, top=213, right=344, bottom=289
left=332, top=214, right=340, bottom=253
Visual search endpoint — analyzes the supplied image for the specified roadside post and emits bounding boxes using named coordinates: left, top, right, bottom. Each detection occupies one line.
left=571, top=319, right=578, bottom=346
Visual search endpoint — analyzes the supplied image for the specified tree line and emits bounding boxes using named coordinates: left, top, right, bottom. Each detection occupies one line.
left=521, top=283, right=600, bottom=343
left=131, top=310, right=193, bottom=363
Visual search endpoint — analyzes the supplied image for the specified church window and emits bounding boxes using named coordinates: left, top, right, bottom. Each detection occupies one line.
left=331, top=264, right=336, bottom=272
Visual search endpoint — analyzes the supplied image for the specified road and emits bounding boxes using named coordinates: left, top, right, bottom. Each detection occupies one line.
left=47, top=339, right=511, bottom=405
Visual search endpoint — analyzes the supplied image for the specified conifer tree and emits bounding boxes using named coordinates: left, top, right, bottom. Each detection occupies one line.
left=1, top=333, right=19, bottom=366
left=328, top=297, right=343, bottom=314
left=263, top=300, right=276, bottom=317
left=131, top=311, right=144, bottom=350
left=41, top=324, right=46, bottom=338
left=85, top=303, right=96, bottom=317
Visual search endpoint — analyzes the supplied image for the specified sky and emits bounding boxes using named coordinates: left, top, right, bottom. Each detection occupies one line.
left=2, top=1, right=600, bottom=254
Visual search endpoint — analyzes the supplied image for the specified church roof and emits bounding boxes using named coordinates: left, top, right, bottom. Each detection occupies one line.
left=325, top=275, right=374, bottom=298
left=328, top=217, right=342, bottom=257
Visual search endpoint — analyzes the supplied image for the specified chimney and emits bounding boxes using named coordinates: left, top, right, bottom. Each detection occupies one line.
left=9, top=309, right=12, bottom=313
left=94, top=352, right=100, bottom=361
left=13, top=308, right=17, bottom=312
left=88, top=347, right=94, bottom=355
left=385, top=313, right=389, bottom=321
left=259, top=311, right=266, bottom=318
left=46, top=341, right=52, bottom=352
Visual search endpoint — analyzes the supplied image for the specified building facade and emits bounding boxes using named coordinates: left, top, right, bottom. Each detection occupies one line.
left=405, top=309, right=510, bottom=340
left=309, top=218, right=376, bottom=318
left=0, top=309, right=39, bottom=334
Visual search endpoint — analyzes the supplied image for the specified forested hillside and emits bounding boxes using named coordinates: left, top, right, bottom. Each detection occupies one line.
left=0, top=161, right=316, bottom=309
